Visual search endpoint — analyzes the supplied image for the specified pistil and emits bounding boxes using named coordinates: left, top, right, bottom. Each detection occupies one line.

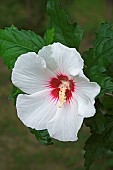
left=59, top=81, right=70, bottom=108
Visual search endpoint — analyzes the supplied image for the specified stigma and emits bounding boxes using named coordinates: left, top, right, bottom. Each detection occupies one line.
left=59, top=81, right=70, bottom=108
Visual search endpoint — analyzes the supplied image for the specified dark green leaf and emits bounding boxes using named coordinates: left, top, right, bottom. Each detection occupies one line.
left=84, top=110, right=105, bottom=134
left=83, top=23, right=113, bottom=96
left=47, top=0, right=83, bottom=50
left=30, top=128, right=53, bottom=145
left=9, top=85, right=24, bottom=105
left=84, top=115, right=113, bottom=170
left=84, top=99, right=105, bottom=135
left=84, top=133, right=107, bottom=170
left=0, top=25, right=46, bottom=69
left=44, top=28, right=54, bottom=45
left=100, top=95, right=113, bottom=114
left=103, top=116, right=113, bottom=151
left=106, top=63, right=113, bottom=78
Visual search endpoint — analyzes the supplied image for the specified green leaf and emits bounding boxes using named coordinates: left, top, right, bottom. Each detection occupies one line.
left=9, top=85, right=24, bottom=105
left=83, top=23, right=113, bottom=96
left=84, top=110, right=105, bottom=134
left=84, top=100, right=105, bottom=135
left=93, top=24, right=113, bottom=71
left=84, top=115, right=113, bottom=170
left=100, top=95, right=113, bottom=114
left=30, top=129, right=53, bottom=145
left=84, top=133, right=107, bottom=170
left=47, top=0, right=83, bottom=50
left=0, top=25, right=46, bottom=69
left=106, top=62, right=113, bottom=78
left=103, top=116, right=113, bottom=151
left=44, top=28, right=54, bottom=45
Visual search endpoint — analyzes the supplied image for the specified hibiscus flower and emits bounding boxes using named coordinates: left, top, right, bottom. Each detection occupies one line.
left=12, top=43, right=100, bottom=141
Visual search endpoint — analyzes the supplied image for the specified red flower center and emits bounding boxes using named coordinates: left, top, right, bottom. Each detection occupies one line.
left=49, top=74, right=75, bottom=105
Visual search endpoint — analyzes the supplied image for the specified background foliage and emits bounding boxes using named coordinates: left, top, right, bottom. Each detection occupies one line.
left=0, top=0, right=113, bottom=170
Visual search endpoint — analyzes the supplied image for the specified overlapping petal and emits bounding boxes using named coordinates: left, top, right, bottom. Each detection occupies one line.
left=38, top=43, right=84, bottom=76
left=47, top=102, right=84, bottom=141
left=75, top=75, right=100, bottom=100
left=75, top=92, right=96, bottom=118
left=74, top=75, right=100, bottom=117
left=12, top=52, right=55, bottom=94
left=16, top=89, right=57, bottom=130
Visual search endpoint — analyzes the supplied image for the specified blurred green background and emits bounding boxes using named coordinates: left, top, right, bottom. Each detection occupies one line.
left=0, top=0, right=113, bottom=170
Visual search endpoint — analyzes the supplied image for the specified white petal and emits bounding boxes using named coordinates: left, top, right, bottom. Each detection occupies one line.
left=79, top=70, right=89, bottom=81
left=38, top=43, right=84, bottom=76
left=73, top=74, right=100, bottom=118
left=47, top=102, right=84, bottom=141
left=74, top=74, right=101, bottom=100
left=12, top=52, right=55, bottom=94
left=38, top=45, right=57, bottom=71
left=16, top=89, right=57, bottom=130
left=75, top=92, right=96, bottom=118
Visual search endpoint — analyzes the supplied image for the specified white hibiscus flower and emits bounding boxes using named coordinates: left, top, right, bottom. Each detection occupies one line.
left=11, top=43, right=100, bottom=142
